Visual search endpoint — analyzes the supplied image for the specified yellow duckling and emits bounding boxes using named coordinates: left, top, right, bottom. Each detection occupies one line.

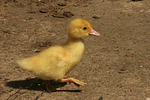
left=17, top=18, right=100, bottom=91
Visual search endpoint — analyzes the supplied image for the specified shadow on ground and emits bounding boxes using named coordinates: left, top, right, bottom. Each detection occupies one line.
left=5, top=78, right=81, bottom=92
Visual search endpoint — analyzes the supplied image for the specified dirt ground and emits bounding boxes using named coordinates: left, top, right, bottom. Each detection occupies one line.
left=0, top=0, right=150, bottom=100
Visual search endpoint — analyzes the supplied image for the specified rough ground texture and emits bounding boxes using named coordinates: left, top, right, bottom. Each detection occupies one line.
left=0, top=0, right=150, bottom=100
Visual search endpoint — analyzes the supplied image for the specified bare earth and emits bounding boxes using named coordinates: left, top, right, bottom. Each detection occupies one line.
left=0, top=0, right=150, bottom=100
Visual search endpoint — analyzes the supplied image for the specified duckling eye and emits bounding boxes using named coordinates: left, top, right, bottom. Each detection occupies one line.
left=83, top=27, right=87, bottom=30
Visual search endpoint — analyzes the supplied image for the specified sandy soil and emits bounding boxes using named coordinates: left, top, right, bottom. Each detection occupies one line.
left=0, top=0, right=150, bottom=100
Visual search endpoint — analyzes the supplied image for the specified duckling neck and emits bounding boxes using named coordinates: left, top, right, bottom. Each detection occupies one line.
left=65, top=35, right=85, bottom=59
left=65, top=35, right=85, bottom=55
left=67, top=35, right=83, bottom=44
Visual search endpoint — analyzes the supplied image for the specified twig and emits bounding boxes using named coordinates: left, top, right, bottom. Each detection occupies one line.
left=7, top=88, right=22, bottom=100
left=62, top=0, right=82, bottom=9
left=51, top=4, right=58, bottom=12
left=35, top=92, right=44, bottom=100
left=7, top=84, right=33, bottom=100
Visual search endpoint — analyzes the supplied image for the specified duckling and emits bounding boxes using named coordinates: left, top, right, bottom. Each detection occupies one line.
left=17, top=18, right=100, bottom=91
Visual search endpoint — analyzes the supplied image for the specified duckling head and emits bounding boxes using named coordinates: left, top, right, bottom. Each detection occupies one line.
left=68, top=18, right=100, bottom=38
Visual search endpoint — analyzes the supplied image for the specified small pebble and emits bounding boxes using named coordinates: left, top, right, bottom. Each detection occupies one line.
left=39, top=8, right=49, bottom=13
left=52, top=13, right=65, bottom=18
left=63, top=12, right=74, bottom=17
left=81, top=14, right=85, bottom=17
left=38, top=84, right=41, bottom=86
left=58, top=3, right=66, bottom=6
left=34, top=49, right=41, bottom=52
left=92, top=15, right=101, bottom=19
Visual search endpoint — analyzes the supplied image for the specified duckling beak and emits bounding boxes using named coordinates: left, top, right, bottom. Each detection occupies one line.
left=89, top=29, right=100, bottom=36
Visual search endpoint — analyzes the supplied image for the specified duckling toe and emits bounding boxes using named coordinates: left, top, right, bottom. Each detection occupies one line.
left=58, top=78, right=86, bottom=86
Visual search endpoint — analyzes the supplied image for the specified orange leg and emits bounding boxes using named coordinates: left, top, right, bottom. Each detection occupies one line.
left=58, top=78, right=86, bottom=86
